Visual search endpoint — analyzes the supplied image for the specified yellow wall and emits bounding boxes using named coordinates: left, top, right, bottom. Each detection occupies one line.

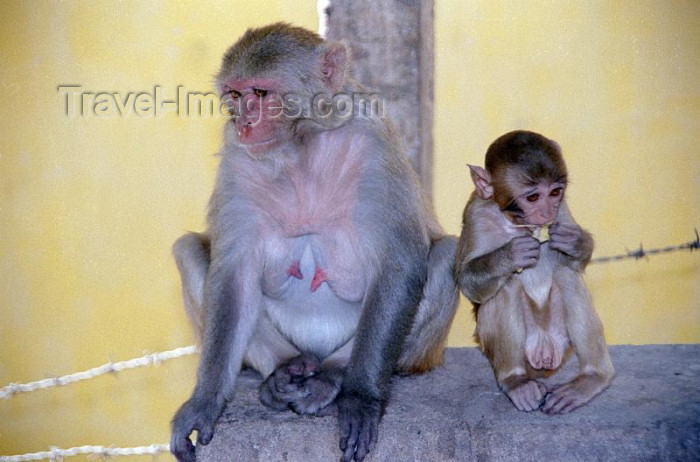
left=435, top=1, right=700, bottom=346
left=0, top=1, right=698, bottom=459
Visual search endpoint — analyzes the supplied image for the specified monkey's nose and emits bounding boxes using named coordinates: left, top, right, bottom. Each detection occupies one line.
left=238, top=125, right=253, bottom=138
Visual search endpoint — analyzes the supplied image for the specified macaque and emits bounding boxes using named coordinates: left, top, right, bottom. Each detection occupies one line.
left=455, top=130, right=614, bottom=414
left=170, top=23, right=459, bottom=462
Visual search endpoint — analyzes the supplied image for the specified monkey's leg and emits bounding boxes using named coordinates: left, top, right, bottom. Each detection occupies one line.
left=479, top=293, right=546, bottom=412
left=173, top=232, right=210, bottom=342
left=396, top=236, right=460, bottom=373
left=542, top=272, right=614, bottom=414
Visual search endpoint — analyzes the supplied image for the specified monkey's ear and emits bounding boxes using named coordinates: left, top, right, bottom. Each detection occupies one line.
left=468, top=165, right=494, bottom=199
left=321, top=42, right=347, bottom=92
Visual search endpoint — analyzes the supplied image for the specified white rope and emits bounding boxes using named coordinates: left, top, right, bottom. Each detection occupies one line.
left=0, top=345, right=198, bottom=400
left=0, top=443, right=170, bottom=462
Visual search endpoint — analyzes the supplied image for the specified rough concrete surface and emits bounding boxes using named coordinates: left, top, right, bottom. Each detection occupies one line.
left=197, top=345, right=700, bottom=461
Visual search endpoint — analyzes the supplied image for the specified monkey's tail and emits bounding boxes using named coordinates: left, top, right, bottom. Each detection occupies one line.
left=397, top=236, right=460, bottom=374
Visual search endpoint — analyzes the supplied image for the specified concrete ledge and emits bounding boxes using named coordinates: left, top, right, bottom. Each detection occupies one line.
left=197, top=345, right=700, bottom=461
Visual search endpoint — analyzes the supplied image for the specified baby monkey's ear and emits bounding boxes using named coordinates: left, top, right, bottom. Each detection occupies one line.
left=468, top=165, right=494, bottom=199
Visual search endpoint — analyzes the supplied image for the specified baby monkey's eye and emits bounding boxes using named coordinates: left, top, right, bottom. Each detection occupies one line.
left=550, top=187, right=563, bottom=197
left=526, top=193, right=540, bottom=203
left=229, top=90, right=242, bottom=99
left=253, top=88, right=268, bottom=97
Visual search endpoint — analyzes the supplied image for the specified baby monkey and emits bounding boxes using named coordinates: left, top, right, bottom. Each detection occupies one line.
left=456, top=130, right=614, bottom=413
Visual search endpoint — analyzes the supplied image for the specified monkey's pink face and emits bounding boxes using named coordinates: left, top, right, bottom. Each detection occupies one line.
left=510, top=181, right=565, bottom=226
left=223, top=78, right=292, bottom=155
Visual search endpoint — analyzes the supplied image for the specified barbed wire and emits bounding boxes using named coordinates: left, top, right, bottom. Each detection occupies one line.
left=0, top=444, right=170, bottom=462
left=590, top=229, right=699, bottom=264
left=0, top=345, right=198, bottom=400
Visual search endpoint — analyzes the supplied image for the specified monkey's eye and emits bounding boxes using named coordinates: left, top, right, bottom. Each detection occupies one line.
left=229, top=90, right=242, bottom=99
left=253, top=88, right=268, bottom=98
left=526, top=193, right=540, bottom=203
left=550, top=187, right=563, bottom=197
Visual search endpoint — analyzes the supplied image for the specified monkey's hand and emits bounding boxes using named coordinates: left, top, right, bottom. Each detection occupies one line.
left=506, top=236, right=541, bottom=272
left=338, top=392, right=382, bottom=462
left=170, top=396, right=223, bottom=462
left=548, top=223, right=592, bottom=262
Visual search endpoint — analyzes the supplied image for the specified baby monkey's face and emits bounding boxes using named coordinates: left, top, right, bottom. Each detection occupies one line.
left=503, top=180, right=566, bottom=227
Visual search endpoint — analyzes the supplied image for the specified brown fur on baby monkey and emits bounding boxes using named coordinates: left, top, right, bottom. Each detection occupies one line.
left=456, top=130, right=614, bottom=414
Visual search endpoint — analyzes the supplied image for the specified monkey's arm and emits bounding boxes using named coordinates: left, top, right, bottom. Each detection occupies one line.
left=338, top=251, right=425, bottom=462
left=338, top=145, right=429, bottom=461
left=456, top=196, right=539, bottom=304
left=549, top=204, right=594, bottom=272
left=457, top=236, right=539, bottom=304
left=171, top=257, right=262, bottom=462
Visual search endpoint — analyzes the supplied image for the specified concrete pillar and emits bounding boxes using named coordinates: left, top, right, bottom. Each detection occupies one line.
left=325, top=0, right=435, bottom=198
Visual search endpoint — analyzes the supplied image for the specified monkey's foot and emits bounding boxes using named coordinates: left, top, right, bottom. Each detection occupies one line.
left=525, top=330, right=565, bottom=370
left=506, top=380, right=547, bottom=412
left=259, top=354, right=340, bottom=415
left=259, top=354, right=320, bottom=410
left=542, top=373, right=609, bottom=414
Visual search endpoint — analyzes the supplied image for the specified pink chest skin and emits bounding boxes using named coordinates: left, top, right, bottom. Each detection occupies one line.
left=238, top=130, right=370, bottom=303
left=286, top=260, right=327, bottom=292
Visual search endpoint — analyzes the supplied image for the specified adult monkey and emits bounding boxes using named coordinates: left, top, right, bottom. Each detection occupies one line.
left=456, top=130, right=614, bottom=414
left=171, top=23, right=459, bottom=462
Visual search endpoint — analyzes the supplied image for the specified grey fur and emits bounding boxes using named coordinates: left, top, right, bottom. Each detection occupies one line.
left=170, top=23, right=458, bottom=462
